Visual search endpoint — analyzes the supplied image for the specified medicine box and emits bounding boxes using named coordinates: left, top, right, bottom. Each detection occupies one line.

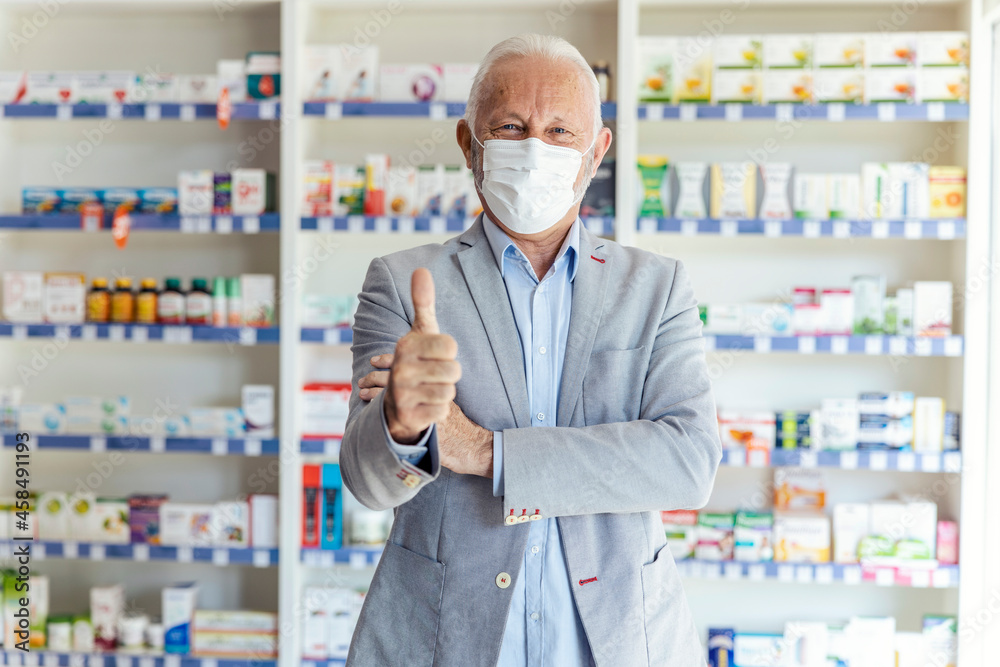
left=797, top=302, right=828, bottom=334
left=865, top=32, right=918, bottom=67
left=320, top=464, right=344, bottom=550
left=922, top=616, right=957, bottom=667
left=762, top=34, right=813, bottom=69
left=386, top=165, right=418, bottom=217
left=713, top=35, right=762, bottom=70
left=937, top=521, right=958, bottom=564
left=758, top=162, right=793, bottom=220
left=67, top=492, right=96, bottom=541
left=302, top=45, right=338, bottom=102
left=775, top=411, right=812, bottom=449
left=735, top=633, right=787, bottom=666
left=815, top=34, right=865, bottom=68
left=718, top=411, right=776, bottom=453
left=814, top=398, right=860, bottom=450
left=913, top=281, right=952, bottom=337
left=246, top=52, right=280, bottom=100
left=710, top=162, right=756, bottom=219
left=192, top=631, right=277, bottom=658
left=696, top=512, right=735, bottom=561
left=302, top=587, right=331, bottom=659
left=334, top=164, right=365, bottom=215
left=773, top=512, right=830, bottom=563
left=774, top=468, right=826, bottom=510
left=734, top=511, right=773, bottom=562
left=637, top=37, right=676, bottom=102
left=211, top=501, right=250, bottom=548
left=707, top=629, right=735, bottom=667
left=58, top=187, right=101, bottom=214
left=865, top=68, right=917, bottom=104
left=851, top=275, right=886, bottom=335
left=242, top=384, right=275, bottom=439
left=918, top=32, right=969, bottom=67
left=814, top=69, right=865, bottom=103
left=715, top=65, right=761, bottom=102
left=762, top=70, right=813, bottom=104
left=217, top=59, right=247, bottom=103
left=673, top=162, right=708, bottom=219
left=580, top=160, right=615, bottom=218
left=177, top=74, right=217, bottom=103
left=928, top=166, right=966, bottom=218
left=22, top=187, right=61, bottom=214
left=302, top=383, right=352, bottom=439
left=673, top=38, right=713, bottom=102
left=139, top=188, right=178, bottom=215
left=443, top=63, right=477, bottom=102
left=379, top=64, right=443, bottom=102
left=442, top=165, right=467, bottom=219
left=919, top=68, right=968, bottom=103
left=159, top=503, right=214, bottom=546
left=25, top=72, right=77, bottom=104
left=3, top=271, right=44, bottom=323
left=636, top=156, right=670, bottom=217
left=328, top=589, right=364, bottom=659
left=91, top=585, right=123, bottom=651
left=75, top=71, right=134, bottom=104
left=102, top=188, right=141, bottom=215
left=249, top=494, right=279, bottom=548
left=302, top=464, right=322, bottom=548
left=94, top=497, right=130, bottom=544
left=833, top=503, right=870, bottom=564
left=858, top=391, right=915, bottom=419
left=339, top=45, right=378, bottom=101
left=129, top=494, right=167, bottom=545
left=136, top=72, right=178, bottom=103
left=661, top=509, right=698, bottom=561
left=178, top=170, right=213, bottom=216
left=793, top=174, right=827, bottom=219
left=242, top=274, right=275, bottom=327
left=163, top=583, right=198, bottom=654
left=232, top=169, right=275, bottom=215
left=37, top=491, right=69, bottom=541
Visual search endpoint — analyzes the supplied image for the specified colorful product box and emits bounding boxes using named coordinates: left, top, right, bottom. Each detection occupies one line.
left=733, top=511, right=773, bottom=562
left=3, top=271, right=44, bottom=322
left=696, top=512, right=735, bottom=561
left=159, top=503, right=214, bottom=546
left=211, top=501, right=250, bottom=548
left=815, top=34, right=865, bottom=68
left=94, top=497, right=130, bottom=544
left=213, top=173, right=232, bottom=215
left=775, top=411, right=812, bottom=449
left=762, top=34, right=813, bottom=69
left=773, top=512, right=830, bottom=563
left=865, top=68, right=917, bottom=103
left=58, top=187, right=102, bottom=214
left=379, top=64, right=443, bottom=102
left=661, top=509, right=698, bottom=561
left=333, top=165, right=365, bottom=216
left=636, top=156, right=670, bottom=217
left=707, top=629, right=735, bottom=667
left=91, top=585, right=123, bottom=651
left=302, top=45, right=339, bottom=102
left=102, top=188, right=141, bottom=214
left=762, top=70, right=813, bottom=103
left=928, top=166, right=966, bottom=218
left=129, top=494, right=168, bottom=545
left=865, top=32, right=918, bottom=67
left=22, top=187, right=61, bottom=214
left=37, top=491, right=69, bottom=540
left=163, top=583, right=198, bottom=654
left=774, top=468, right=825, bottom=511
left=320, top=464, right=344, bottom=550
left=386, top=165, right=418, bottom=217
left=303, top=160, right=335, bottom=216
left=814, top=69, right=865, bottom=103
left=710, top=162, right=756, bottom=219
left=637, top=37, right=676, bottom=102
left=919, top=68, right=968, bottom=102
left=718, top=411, right=776, bottom=453
left=713, top=36, right=762, bottom=70
left=139, top=188, right=179, bottom=215
left=918, top=32, right=969, bottom=67
left=673, top=38, right=712, bottom=102
left=242, top=384, right=275, bottom=439
left=936, top=521, right=958, bottom=564
left=302, top=464, right=322, bottom=548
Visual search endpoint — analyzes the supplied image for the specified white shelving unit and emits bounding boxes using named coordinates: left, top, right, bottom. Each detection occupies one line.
left=2, top=0, right=999, bottom=666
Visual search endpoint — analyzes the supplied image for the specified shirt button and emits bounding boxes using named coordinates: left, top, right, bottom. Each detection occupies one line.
left=496, top=572, right=511, bottom=589
left=536, top=412, right=545, bottom=421
left=530, top=612, right=540, bottom=621
left=539, top=346, right=547, bottom=355
left=531, top=546, right=540, bottom=554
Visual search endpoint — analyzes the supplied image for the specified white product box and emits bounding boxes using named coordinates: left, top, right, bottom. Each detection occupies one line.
left=815, top=34, right=865, bottom=68
left=232, top=168, right=274, bottom=215
left=828, top=174, right=860, bottom=219
left=705, top=304, right=742, bottom=335
left=136, top=72, right=178, bottom=103
left=814, top=69, right=865, bottom=103
left=865, top=68, right=916, bottom=103
left=75, top=71, right=135, bottom=104
left=763, top=34, right=813, bottom=69
left=820, top=289, right=853, bottom=335
left=918, top=67, right=969, bottom=103
left=762, top=70, right=813, bottom=103
left=674, top=162, right=708, bottom=219
left=302, top=45, right=339, bottom=102
left=758, top=162, right=793, bottom=220
left=740, top=302, right=793, bottom=336
left=3, top=271, right=44, bottom=323
left=25, top=72, right=77, bottom=104
left=918, top=32, right=969, bottom=67
left=211, top=501, right=250, bottom=547
left=712, top=70, right=761, bottom=104
left=194, top=610, right=277, bottom=633
left=845, top=617, right=896, bottom=667
left=300, top=294, right=339, bottom=327
left=713, top=35, right=762, bottom=70
left=793, top=303, right=822, bottom=335
left=159, top=503, right=214, bottom=546
left=784, top=622, right=829, bottom=667
left=249, top=494, right=278, bottom=548
left=91, top=585, right=124, bottom=650
left=241, top=274, right=276, bottom=327
left=64, top=395, right=130, bottom=419
left=416, top=164, right=446, bottom=217
left=217, top=60, right=247, bottom=103
left=793, top=174, right=827, bottom=219
left=637, top=37, right=677, bottom=102
left=914, top=397, right=946, bottom=452
left=242, top=384, right=275, bottom=439
left=387, top=166, right=418, bottom=217
left=710, top=162, right=756, bottom=219
left=858, top=391, right=915, bottom=419
left=895, top=632, right=925, bottom=667
left=673, top=38, right=713, bottom=102
left=68, top=492, right=97, bottom=541
left=733, top=512, right=774, bottom=562
left=815, top=398, right=859, bottom=450
left=302, top=587, right=331, bottom=659
left=913, top=281, right=952, bottom=337
left=443, top=63, right=477, bottom=102
left=302, top=383, right=351, bottom=438
left=177, top=74, right=217, bottom=103
left=896, top=288, right=915, bottom=336
left=178, top=170, right=214, bottom=215
left=734, top=634, right=788, bottom=666
left=187, top=408, right=244, bottom=438
left=163, top=583, right=198, bottom=654
left=888, top=162, right=930, bottom=218
left=833, top=503, right=870, bottom=564
left=773, top=512, right=831, bottom=563
left=0, top=71, right=26, bottom=103
left=37, top=491, right=70, bottom=540
left=442, top=166, right=469, bottom=218
left=339, top=45, right=378, bottom=101
left=861, top=163, right=890, bottom=219
left=328, top=589, right=364, bottom=660
left=162, top=415, right=190, bottom=438
left=379, top=64, right=443, bottom=102
left=865, top=32, right=918, bottom=67
left=43, top=272, right=85, bottom=324
left=94, top=498, right=130, bottom=544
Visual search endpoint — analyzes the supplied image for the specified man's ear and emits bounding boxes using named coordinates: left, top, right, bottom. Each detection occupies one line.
left=592, top=126, right=613, bottom=177
left=457, top=119, right=474, bottom=170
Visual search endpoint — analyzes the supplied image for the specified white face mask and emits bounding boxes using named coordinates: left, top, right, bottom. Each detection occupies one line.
left=474, top=135, right=593, bottom=235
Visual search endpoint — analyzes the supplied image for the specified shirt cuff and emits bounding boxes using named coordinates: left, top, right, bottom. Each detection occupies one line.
left=380, top=400, right=434, bottom=465
left=492, top=431, right=504, bottom=497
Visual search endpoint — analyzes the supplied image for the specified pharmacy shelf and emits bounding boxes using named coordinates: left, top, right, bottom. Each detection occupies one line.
left=0, top=213, right=279, bottom=233
left=301, top=661, right=345, bottom=667
left=704, top=334, right=963, bottom=356
left=300, top=546, right=383, bottom=568
left=302, top=101, right=618, bottom=120
left=0, top=323, right=279, bottom=345
left=637, top=102, right=969, bottom=122
left=299, top=438, right=342, bottom=456
left=720, top=448, right=962, bottom=473
left=636, top=217, right=966, bottom=240
left=0, top=652, right=275, bottom=667
left=676, top=559, right=959, bottom=589
left=300, top=327, right=352, bottom=345
left=300, top=215, right=615, bottom=236
left=1, top=434, right=279, bottom=455
left=0, top=102, right=279, bottom=122
left=0, top=540, right=278, bottom=567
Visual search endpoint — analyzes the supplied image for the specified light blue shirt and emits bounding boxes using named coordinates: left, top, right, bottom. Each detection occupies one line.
left=383, top=215, right=592, bottom=666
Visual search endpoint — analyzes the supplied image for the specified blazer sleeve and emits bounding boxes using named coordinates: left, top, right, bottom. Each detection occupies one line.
left=499, top=260, right=722, bottom=521
left=340, top=256, right=442, bottom=511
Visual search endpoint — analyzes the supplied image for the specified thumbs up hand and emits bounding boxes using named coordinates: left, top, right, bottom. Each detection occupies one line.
left=383, top=268, right=463, bottom=445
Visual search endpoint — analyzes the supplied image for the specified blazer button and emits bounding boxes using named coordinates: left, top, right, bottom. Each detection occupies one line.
left=496, top=572, right=511, bottom=589
left=504, top=515, right=518, bottom=526
left=402, top=474, right=420, bottom=488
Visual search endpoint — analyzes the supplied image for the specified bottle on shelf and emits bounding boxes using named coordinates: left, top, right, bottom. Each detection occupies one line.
left=86, top=277, right=111, bottom=323
left=227, top=277, right=243, bottom=327
left=592, top=61, right=612, bottom=102
left=111, top=277, right=135, bottom=324
left=158, top=277, right=185, bottom=325
left=212, top=276, right=228, bottom=327
left=136, top=278, right=158, bottom=325
left=185, top=278, right=212, bottom=326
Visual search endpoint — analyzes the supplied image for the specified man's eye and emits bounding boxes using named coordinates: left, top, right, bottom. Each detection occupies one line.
left=552, top=128, right=567, bottom=134
left=501, top=124, right=519, bottom=131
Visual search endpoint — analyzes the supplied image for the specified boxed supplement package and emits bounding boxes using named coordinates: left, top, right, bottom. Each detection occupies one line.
left=913, top=281, right=952, bottom=337
left=710, top=162, right=756, bottom=219
left=3, top=271, right=44, bottom=322
left=67, top=492, right=96, bottom=541
left=734, top=633, right=787, bottom=666
left=827, top=174, right=860, bottom=219
left=717, top=411, right=776, bottom=452
left=774, top=468, right=826, bottom=510
left=673, top=162, right=708, bottom=219
left=22, top=187, right=61, bottom=214
left=217, top=59, right=247, bottom=103
left=707, top=629, right=735, bottom=667
left=25, top=71, right=77, bottom=104
left=704, top=304, right=742, bottom=334
left=379, top=64, right=443, bottom=102
left=102, top=188, right=141, bottom=214
left=763, top=34, right=813, bottom=69
left=833, top=503, right=870, bottom=563
left=242, top=384, right=275, bottom=439
left=814, top=398, right=860, bottom=450
left=58, top=187, right=102, bottom=213
left=661, top=510, right=698, bottom=561
left=333, top=165, right=365, bottom=215
left=775, top=411, right=812, bottom=449
left=762, top=70, right=813, bottom=103
left=136, top=72, right=178, bottom=102
left=820, top=288, right=853, bottom=335
left=672, top=38, right=713, bottom=102
left=865, top=32, right=918, bottom=67
left=75, top=71, right=134, bottom=104
left=913, top=397, right=946, bottom=452
left=328, top=589, right=365, bottom=659
left=129, top=494, right=168, bottom=545
left=919, top=68, right=969, bottom=102
left=242, top=274, right=276, bottom=327
left=94, top=497, right=130, bottom=544
left=442, top=166, right=469, bottom=219
left=858, top=391, right=915, bottom=419
left=159, top=503, right=214, bottom=546
left=91, top=585, right=124, bottom=650
left=793, top=174, right=827, bottom=219
left=177, top=74, right=217, bottom=102
left=339, top=46, right=378, bottom=101
left=865, top=68, right=917, bottom=103
left=163, top=583, right=198, bottom=654
left=580, top=160, right=615, bottom=218
left=192, top=631, right=277, bottom=658
left=713, top=36, right=762, bottom=69
left=637, top=37, right=676, bottom=102
left=734, top=511, right=774, bottom=562
left=178, top=170, right=214, bottom=216
left=211, top=501, right=250, bottom=547
left=302, top=45, right=338, bottom=102
left=927, top=166, right=966, bottom=218
left=758, top=163, right=793, bottom=220
left=194, top=610, right=277, bottom=633
left=320, top=464, right=344, bottom=550
left=937, top=521, right=958, bottom=564
left=246, top=52, right=280, bottom=100
left=249, top=494, right=279, bottom=548
left=851, top=275, right=886, bottom=334
left=773, top=512, right=831, bottom=563
left=636, top=156, right=670, bottom=217
left=416, top=164, right=445, bottom=217
left=918, top=32, right=969, bottom=67
left=232, top=169, right=275, bottom=215
left=139, top=188, right=179, bottom=215
left=37, top=491, right=69, bottom=540
left=303, top=160, right=335, bottom=216
left=302, top=587, right=331, bottom=659
left=386, top=166, right=418, bottom=216
left=43, top=272, right=86, bottom=324
left=922, top=616, right=957, bottom=667
left=213, top=173, right=232, bottom=215
left=815, top=34, right=865, bottom=68
left=302, top=383, right=351, bottom=438
left=814, top=69, right=865, bottom=103
left=711, top=70, right=761, bottom=104
left=696, top=512, right=735, bottom=561
left=443, top=63, right=477, bottom=102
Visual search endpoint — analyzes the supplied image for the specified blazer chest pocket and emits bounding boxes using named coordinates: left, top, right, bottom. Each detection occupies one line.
left=582, top=346, right=647, bottom=425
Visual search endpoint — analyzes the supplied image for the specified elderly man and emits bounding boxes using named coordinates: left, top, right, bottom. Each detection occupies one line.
left=340, top=34, right=721, bottom=667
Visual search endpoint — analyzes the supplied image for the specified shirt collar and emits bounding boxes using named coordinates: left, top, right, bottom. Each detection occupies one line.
left=481, top=213, right=580, bottom=282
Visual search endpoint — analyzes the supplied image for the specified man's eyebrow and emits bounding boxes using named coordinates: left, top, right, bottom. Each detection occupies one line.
left=485, top=112, right=527, bottom=126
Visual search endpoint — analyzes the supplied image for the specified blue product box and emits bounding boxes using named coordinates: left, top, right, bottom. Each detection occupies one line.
left=139, top=188, right=179, bottom=215
left=776, top=411, right=812, bottom=449
left=22, top=187, right=61, bottom=214
left=944, top=411, right=960, bottom=450
left=58, top=187, right=103, bottom=213
left=320, top=463, right=343, bottom=550
left=707, top=628, right=734, bottom=667
left=102, top=187, right=141, bottom=214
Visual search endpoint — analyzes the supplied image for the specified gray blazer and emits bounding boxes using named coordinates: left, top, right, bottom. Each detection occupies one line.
left=341, top=218, right=722, bottom=667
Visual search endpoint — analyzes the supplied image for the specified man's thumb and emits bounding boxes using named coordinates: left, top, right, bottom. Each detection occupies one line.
left=411, top=268, right=439, bottom=334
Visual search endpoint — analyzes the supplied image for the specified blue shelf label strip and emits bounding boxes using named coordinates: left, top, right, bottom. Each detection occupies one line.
left=0, top=540, right=278, bottom=565
left=637, top=103, right=968, bottom=122
left=705, top=335, right=962, bottom=356
left=302, top=101, right=616, bottom=120
left=1, top=434, right=280, bottom=455
left=637, top=217, right=965, bottom=239
left=720, top=448, right=960, bottom=472
left=675, top=560, right=958, bottom=587
left=301, top=216, right=613, bottom=235
left=299, top=328, right=353, bottom=344
left=0, top=323, right=279, bottom=344
left=0, top=214, right=280, bottom=232
left=300, top=547, right=383, bottom=567
left=1, top=103, right=280, bottom=121
left=0, top=652, right=277, bottom=667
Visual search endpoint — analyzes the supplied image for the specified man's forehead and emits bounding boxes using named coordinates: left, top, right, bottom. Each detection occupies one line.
left=479, top=59, right=591, bottom=122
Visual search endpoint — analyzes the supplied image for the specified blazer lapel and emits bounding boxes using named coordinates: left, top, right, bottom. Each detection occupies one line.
left=456, top=218, right=531, bottom=428
left=557, top=227, right=611, bottom=426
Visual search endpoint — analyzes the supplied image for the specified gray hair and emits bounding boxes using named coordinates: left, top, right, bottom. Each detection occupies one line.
left=465, top=34, right=603, bottom=144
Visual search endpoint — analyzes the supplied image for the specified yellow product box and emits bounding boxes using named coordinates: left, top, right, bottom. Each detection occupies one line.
left=637, top=37, right=676, bottom=102
left=815, top=33, right=865, bottom=68
left=918, top=32, right=969, bottom=67
left=673, top=38, right=712, bottom=103
left=774, top=468, right=826, bottom=511
left=918, top=68, right=968, bottom=103
left=761, top=70, right=813, bottom=104
left=712, top=35, right=762, bottom=70
left=773, top=512, right=831, bottom=563
left=927, top=166, right=966, bottom=218
left=762, top=34, right=813, bottom=69
left=710, top=162, right=756, bottom=219
left=814, top=69, right=865, bottom=103
left=712, top=70, right=761, bottom=104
